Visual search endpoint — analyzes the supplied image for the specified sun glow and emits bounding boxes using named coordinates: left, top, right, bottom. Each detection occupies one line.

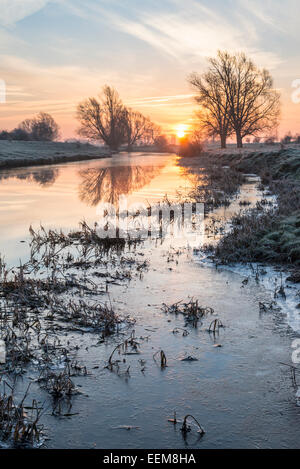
left=175, top=124, right=188, bottom=139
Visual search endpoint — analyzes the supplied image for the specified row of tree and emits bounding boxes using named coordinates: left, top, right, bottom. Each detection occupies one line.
left=0, top=112, right=60, bottom=142
left=76, top=86, right=162, bottom=150
left=0, top=51, right=281, bottom=151
left=77, top=52, right=281, bottom=151
left=0, top=88, right=163, bottom=150
left=189, top=51, right=281, bottom=148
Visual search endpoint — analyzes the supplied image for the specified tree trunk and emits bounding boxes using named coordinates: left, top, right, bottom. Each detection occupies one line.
left=109, top=145, right=119, bottom=151
left=236, top=131, right=243, bottom=148
left=220, top=134, right=226, bottom=149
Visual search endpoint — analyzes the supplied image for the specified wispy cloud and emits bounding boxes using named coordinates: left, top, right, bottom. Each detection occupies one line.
left=64, top=0, right=282, bottom=69
left=239, top=0, right=300, bottom=35
left=0, top=0, right=53, bottom=26
left=0, top=0, right=297, bottom=137
left=126, top=94, right=194, bottom=106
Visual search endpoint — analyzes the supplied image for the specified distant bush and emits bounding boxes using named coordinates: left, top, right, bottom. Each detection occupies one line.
left=0, top=130, right=10, bottom=140
left=281, top=133, right=293, bottom=144
left=154, top=135, right=169, bottom=151
left=0, top=128, right=30, bottom=141
left=178, top=137, right=203, bottom=157
left=10, top=128, right=31, bottom=141
left=0, top=113, right=60, bottom=142
left=19, top=112, right=60, bottom=141
left=265, top=136, right=276, bottom=145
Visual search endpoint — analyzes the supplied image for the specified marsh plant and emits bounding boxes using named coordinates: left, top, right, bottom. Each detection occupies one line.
left=0, top=380, right=44, bottom=446
left=162, top=299, right=214, bottom=328
left=0, top=221, right=149, bottom=445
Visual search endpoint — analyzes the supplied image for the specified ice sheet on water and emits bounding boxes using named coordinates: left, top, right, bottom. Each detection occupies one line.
left=196, top=254, right=300, bottom=332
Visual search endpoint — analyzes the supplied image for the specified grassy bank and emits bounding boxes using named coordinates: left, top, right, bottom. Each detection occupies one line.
left=0, top=140, right=111, bottom=169
left=200, top=145, right=300, bottom=266
left=213, top=145, right=300, bottom=181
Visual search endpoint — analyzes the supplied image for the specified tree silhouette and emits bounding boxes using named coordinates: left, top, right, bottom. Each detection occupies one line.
left=19, top=113, right=60, bottom=141
left=189, top=51, right=280, bottom=148
left=188, top=70, right=232, bottom=148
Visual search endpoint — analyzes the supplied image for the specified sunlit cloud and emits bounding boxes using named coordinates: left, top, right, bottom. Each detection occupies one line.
left=126, top=94, right=194, bottom=106
left=0, top=54, right=168, bottom=135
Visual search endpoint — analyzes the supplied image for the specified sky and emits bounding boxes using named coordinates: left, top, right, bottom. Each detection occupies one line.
left=0, top=0, right=300, bottom=139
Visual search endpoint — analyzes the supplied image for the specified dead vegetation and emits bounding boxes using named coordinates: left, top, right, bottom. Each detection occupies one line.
left=181, top=414, right=205, bottom=435
left=0, top=221, right=148, bottom=446
left=0, top=380, right=43, bottom=446
left=153, top=350, right=167, bottom=368
left=162, top=299, right=214, bottom=327
left=208, top=319, right=224, bottom=333
left=201, top=151, right=300, bottom=266
left=168, top=412, right=205, bottom=437
left=178, top=154, right=245, bottom=211
left=105, top=331, right=140, bottom=376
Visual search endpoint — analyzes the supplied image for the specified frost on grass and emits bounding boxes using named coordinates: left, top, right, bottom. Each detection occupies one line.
left=0, top=140, right=111, bottom=169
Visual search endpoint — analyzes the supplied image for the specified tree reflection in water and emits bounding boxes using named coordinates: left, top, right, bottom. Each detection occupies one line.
left=78, top=165, right=163, bottom=206
left=0, top=168, right=59, bottom=187
left=18, top=168, right=59, bottom=187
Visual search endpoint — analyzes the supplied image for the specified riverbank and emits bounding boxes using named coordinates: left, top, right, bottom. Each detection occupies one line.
left=178, top=144, right=300, bottom=268
left=178, top=143, right=300, bottom=179
left=206, top=143, right=300, bottom=180
left=0, top=141, right=111, bottom=169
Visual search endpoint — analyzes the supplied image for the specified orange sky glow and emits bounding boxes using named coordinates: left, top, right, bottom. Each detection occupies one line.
left=1, top=1, right=300, bottom=140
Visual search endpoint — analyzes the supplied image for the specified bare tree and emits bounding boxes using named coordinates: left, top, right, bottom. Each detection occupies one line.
left=19, top=118, right=33, bottom=135
left=77, top=85, right=162, bottom=151
left=188, top=70, right=232, bottom=148
left=77, top=86, right=127, bottom=151
left=124, top=109, right=149, bottom=150
left=209, top=51, right=280, bottom=148
left=154, top=135, right=169, bottom=151
left=140, top=121, right=161, bottom=146
left=19, top=112, right=60, bottom=141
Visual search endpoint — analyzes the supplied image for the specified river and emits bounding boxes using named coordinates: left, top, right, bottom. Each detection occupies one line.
left=0, top=152, right=299, bottom=449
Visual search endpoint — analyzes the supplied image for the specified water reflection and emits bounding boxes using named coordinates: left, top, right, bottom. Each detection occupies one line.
left=78, top=165, right=163, bottom=206
left=0, top=167, right=59, bottom=187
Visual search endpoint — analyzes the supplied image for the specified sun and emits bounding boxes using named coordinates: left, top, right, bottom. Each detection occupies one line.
left=175, top=124, right=188, bottom=139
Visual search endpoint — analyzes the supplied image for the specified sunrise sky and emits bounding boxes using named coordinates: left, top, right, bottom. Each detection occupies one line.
left=1, top=0, right=300, bottom=139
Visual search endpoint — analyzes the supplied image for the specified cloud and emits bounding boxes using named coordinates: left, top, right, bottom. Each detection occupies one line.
left=239, top=0, right=300, bottom=35
left=0, top=0, right=53, bottom=26
left=0, top=53, right=162, bottom=123
left=64, top=0, right=282, bottom=70
left=0, top=0, right=294, bottom=136
left=126, top=94, right=194, bottom=106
